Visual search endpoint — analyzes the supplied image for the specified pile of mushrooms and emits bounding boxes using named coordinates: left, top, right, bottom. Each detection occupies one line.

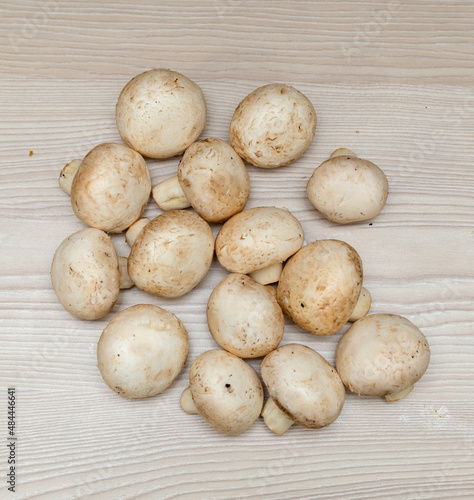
left=51, top=68, right=431, bottom=437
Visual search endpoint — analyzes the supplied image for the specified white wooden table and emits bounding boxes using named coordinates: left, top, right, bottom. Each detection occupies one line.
left=1, top=1, right=473, bottom=498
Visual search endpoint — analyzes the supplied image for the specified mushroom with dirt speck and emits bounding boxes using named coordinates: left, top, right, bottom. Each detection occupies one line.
left=59, top=143, right=151, bottom=233
left=261, top=344, right=345, bottom=435
left=116, top=69, right=207, bottom=159
left=229, top=83, right=317, bottom=168
left=207, top=273, right=284, bottom=358
left=51, top=228, right=130, bottom=320
left=152, top=138, right=250, bottom=223
left=181, top=349, right=264, bottom=434
left=276, top=239, right=369, bottom=335
left=306, top=148, right=389, bottom=224
left=97, top=304, right=189, bottom=399
left=127, top=210, right=214, bottom=298
left=215, top=206, right=304, bottom=284
left=335, top=313, right=431, bottom=402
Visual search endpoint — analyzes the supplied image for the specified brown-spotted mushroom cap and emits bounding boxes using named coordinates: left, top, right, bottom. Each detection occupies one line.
left=215, top=206, right=304, bottom=284
left=336, top=314, right=431, bottom=402
left=229, top=83, right=317, bottom=168
left=51, top=228, right=120, bottom=320
left=152, top=138, right=250, bottom=223
left=277, top=240, right=363, bottom=335
left=116, top=69, right=207, bottom=159
left=207, top=273, right=284, bottom=358
left=261, top=344, right=345, bottom=435
left=306, top=148, right=389, bottom=224
left=127, top=210, right=214, bottom=298
left=61, top=143, right=151, bottom=233
left=97, top=304, right=189, bottom=399
left=184, top=349, right=264, bottom=435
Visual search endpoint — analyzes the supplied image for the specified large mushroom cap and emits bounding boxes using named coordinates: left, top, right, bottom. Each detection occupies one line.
left=336, top=314, right=431, bottom=399
left=215, top=206, right=304, bottom=275
left=189, top=349, right=264, bottom=434
left=70, top=143, right=151, bottom=233
left=178, top=138, right=250, bottom=223
left=116, top=69, right=207, bottom=159
left=229, top=83, right=317, bottom=168
left=207, top=273, right=284, bottom=358
left=277, top=240, right=363, bottom=335
left=97, top=304, right=189, bottom=399
left=128, top=210, right=214, bottom=298
left=261, top=344, right=345, bottom=428
left=51, top=228, right=120, bottom=320
left=307, top=153, right=389, bottom=224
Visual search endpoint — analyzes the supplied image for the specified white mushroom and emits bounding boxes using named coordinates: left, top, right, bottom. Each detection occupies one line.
left=51, top=228, right=129, bottom=320
left=127, top=210, right=214, bottom=298
left=215, top=206, right=304, bottom=284
left=229, top=83, right=317, bottom=168
left=349, top=286, right=371, bottom=322
left=116, top=69, right=207, bottom=159
left=207, top=273, right=284, bottom=358
left=181, top=349, right=264, bottom=434
left=336, top=314, right=431, bottom=401
left=59, top=143, right=151, bottom=233
left=152, top=138, right=250, bottom=223
left=276, top=240, right=366, bottom=335
left=306, top=148, right=389, bottom=224
left=261, top=344, right=345, bottom=435
left=97, top=304, right=189, bottom=399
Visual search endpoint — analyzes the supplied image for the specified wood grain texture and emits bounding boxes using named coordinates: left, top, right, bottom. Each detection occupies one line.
left=1, top=0, right=474, bottom=85
left=1, top=1, right=474, bottom=499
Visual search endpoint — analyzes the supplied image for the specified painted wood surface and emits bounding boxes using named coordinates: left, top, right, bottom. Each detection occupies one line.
left=1, top=1, right=473, bottom=498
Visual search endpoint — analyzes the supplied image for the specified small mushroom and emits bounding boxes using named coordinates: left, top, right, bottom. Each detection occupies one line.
left=261, top=344, right=345, bottom=435
left=229, top=83, right=317, bottom=168
left=97, top=304, right=189, bottom=399
left=51, top=228, right=130, bottom=320
left=152, top=138, right=250, bottom=222
left=207, top=273, right=284, bottom=358
left=276, top=240, right=366, bottom=335
left=306, top=148, right=389, bottom=223
left=116, top=69, right=207, bottom=159
left=59, top=143, right=151, bottom=233
left=336, top=313, right=431, bottom=402
left=181, top=349, right=264, bottom=434
left=127, top=210, right=214, bottom=298
left=215, top=206, right=304, bottom=284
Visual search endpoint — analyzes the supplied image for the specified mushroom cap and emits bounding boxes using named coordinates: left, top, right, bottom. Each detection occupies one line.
left=229, top=83, right=317, bottom=168
left=178, top=138, right=250, bottom=223
left=70, top=143, right=151, bottom=233
left=51, top=228, right=120, bottom=320
left=116, top=69, right=207, bottom=158
left=189, top=349, right=264, bottom=434
left=97, top=304, right=189, bottom=399
left=335, top=314, right=431, bottom=397
left=215, top=206, right=304, bottom=274
left=277, top=240, right=363, bottom=335
left=128, top=210, right=214, bottom=298
left=261, top=344, right=345, bottom=428
left=306, top=155, right=389, bottom=223
left=207, top=273, right=284, bottom=358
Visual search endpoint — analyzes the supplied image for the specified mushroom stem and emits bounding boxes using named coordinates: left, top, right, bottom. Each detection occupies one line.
left=59, top=159, right=82, bottom=195
left=385, top=384, right=414, bottom=402
left=152, top=176, right=192, bottom=211
left=125, top=218, right=150, bottom=247
left=118, top=257, right=134, bottom=289
left=330, top=148, right=358, bottom=159
left=249, top=262, right=283, bottom=285
left=180, top=386, right=198, bottom=414
left=349, top=287, right=372, bottom=322
left=261, top=397, right=294, bottom=435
